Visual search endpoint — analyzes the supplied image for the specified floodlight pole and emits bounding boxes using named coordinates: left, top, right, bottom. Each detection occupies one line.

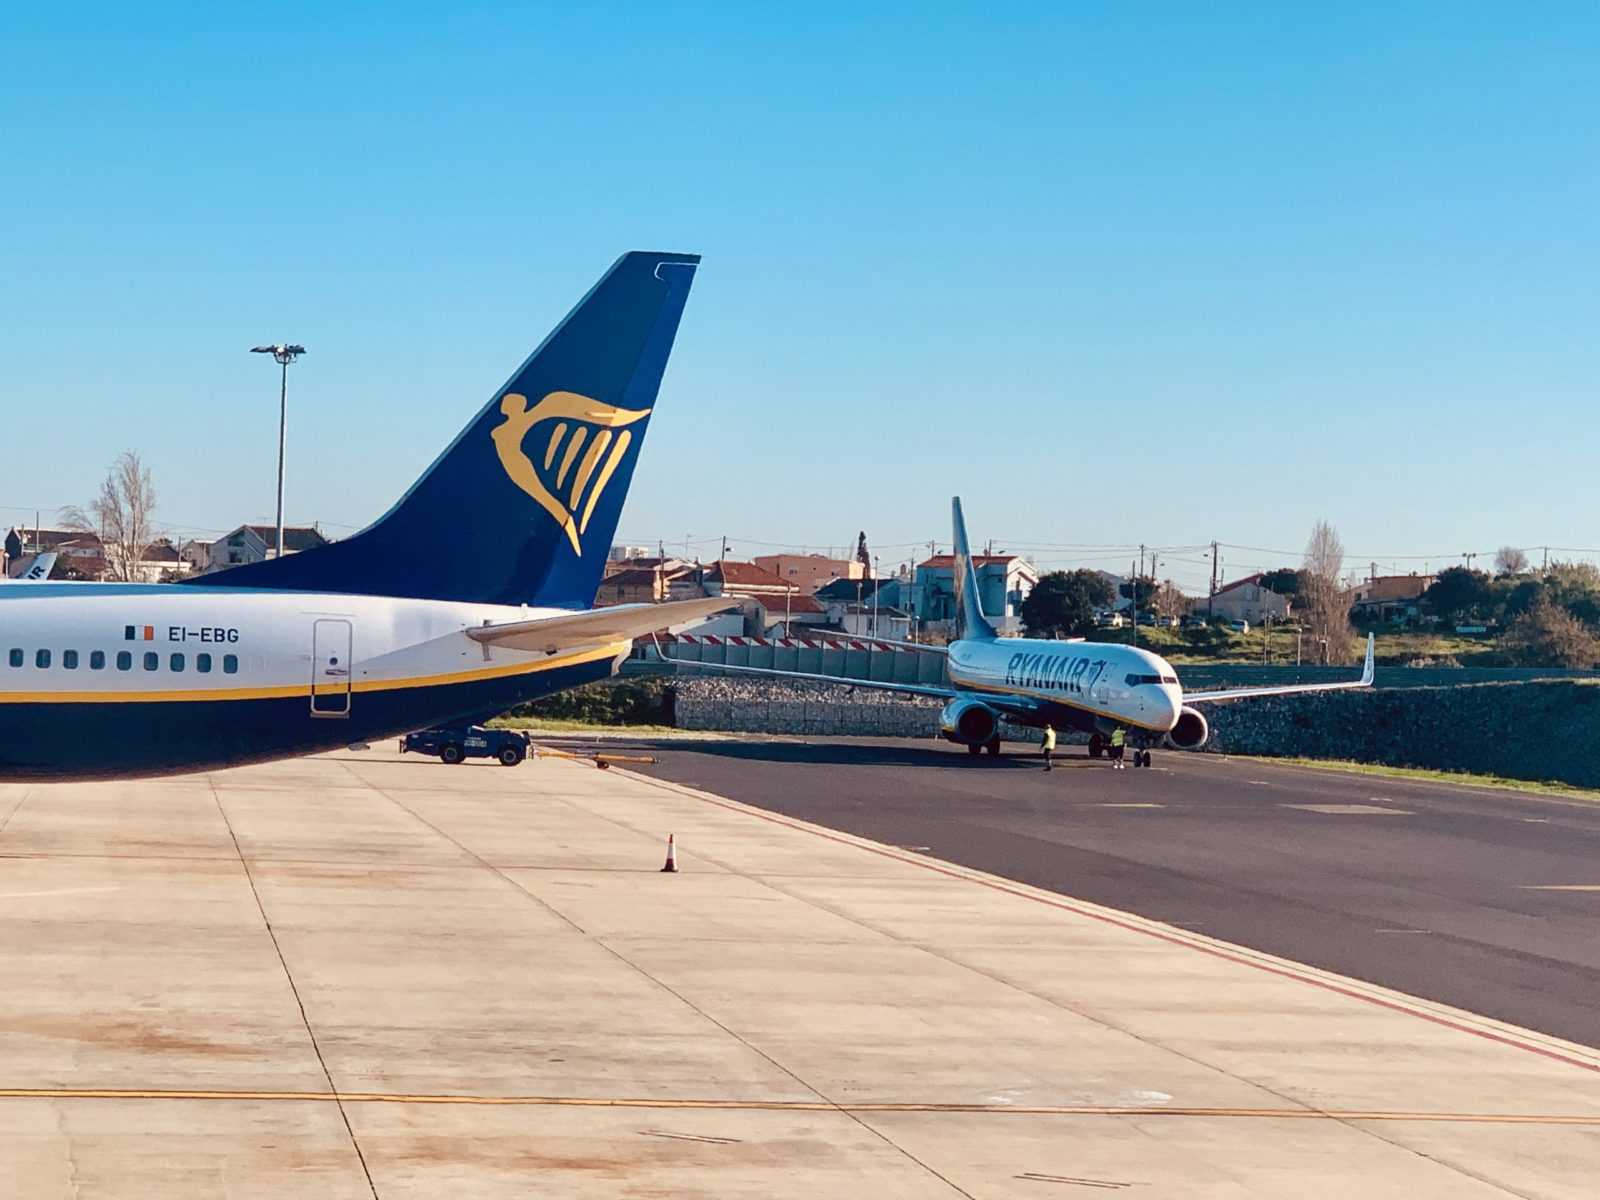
left=251, top=344, right=305, bottom=560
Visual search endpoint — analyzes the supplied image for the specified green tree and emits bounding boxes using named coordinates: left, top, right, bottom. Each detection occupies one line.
left=1118, top=575, right=1157, bottom=610
left=1259, top=568, right=1307, bottom=597
left=1021, top=570, right=1116, bottom=637
left=1423, top=566, right=1493, bottom=623
left=1502, top=601, right=1600, bottom=667
left=1541, top=562, right=1600, bottom=627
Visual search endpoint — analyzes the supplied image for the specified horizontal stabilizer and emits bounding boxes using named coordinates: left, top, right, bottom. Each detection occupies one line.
left=468, top=596, right=738, bottom=655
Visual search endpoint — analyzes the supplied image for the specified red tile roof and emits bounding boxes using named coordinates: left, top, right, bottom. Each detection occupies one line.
left=758, top=594, right=825, bottom=614
left=1213, top=573, right=1265, bottom=595
left=705, top=560, right=791, bottom=588
left=918, top=554, right=1024, bottom=568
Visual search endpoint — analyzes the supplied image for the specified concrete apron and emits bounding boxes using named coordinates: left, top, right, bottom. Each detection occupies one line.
left=0, top=750, right=1593, bottom=1199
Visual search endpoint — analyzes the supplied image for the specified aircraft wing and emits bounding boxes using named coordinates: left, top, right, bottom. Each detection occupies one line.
left=467, top=597, right=740, bottom=654
left=1184, top=634, right=1375, bottom=703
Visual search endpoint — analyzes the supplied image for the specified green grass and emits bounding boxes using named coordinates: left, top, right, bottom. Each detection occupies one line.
left=1237, top=755, right=1600, bottom=802
left=488, top=716, right=679, bottom=734
left=1093, top=624, right=1504, bottom=666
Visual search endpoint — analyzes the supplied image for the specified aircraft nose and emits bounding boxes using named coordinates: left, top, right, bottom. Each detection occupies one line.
left=1162, top=686, right=1183, bottom=730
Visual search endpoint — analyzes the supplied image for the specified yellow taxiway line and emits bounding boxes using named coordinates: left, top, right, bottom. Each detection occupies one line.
left=0, top=1088, right=1595, bottom=1125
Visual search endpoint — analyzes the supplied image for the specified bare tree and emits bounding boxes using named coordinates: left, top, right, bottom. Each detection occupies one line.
left=1494, top=545, right=1530, bottom=576
left=1153, top=580, right=1189, bottom=619
left=62, top=451, right=160, bottom=582
left=1301, top=519, right=1354, bottom=663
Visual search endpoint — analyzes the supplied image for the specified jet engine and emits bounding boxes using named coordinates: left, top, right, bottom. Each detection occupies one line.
left=1163, top=705, right=1210, bottom=751
left=939, top=696, right=1000, bottom=747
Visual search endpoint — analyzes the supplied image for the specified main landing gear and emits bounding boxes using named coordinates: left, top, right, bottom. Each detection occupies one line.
left=966, top=737, right=1003, bottom=757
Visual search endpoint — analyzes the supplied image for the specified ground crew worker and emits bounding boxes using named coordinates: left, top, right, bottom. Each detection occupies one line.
left=1110, top=727, right=1127, bottom=769
left=1041, top=725, right=1056, bottom=771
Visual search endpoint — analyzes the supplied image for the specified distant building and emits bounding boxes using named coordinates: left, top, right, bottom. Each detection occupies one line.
left=701, top=560, right=797, bottom=601
left=594, top=563, right=703, bottom=607
left=744, top=592, right=829, bottom=637
left=1207, top=574, right=1293, bottom=624
left=608, top=544, right=651, bottom=562
left=835, top=604, right=912, bottom=639
left=210, top=524, right=329, bottom=568
left=914, top=554, right=1037, bottom=635
left=752, top=553, right=863, bottom=595
left=1349, top=574, right=1435, bottom=624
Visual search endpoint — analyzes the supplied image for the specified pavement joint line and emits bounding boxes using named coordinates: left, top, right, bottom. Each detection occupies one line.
left=560, top=764, right=1579, bottom=1197
left=449, top=761, right=983, bottom=1199
left=617, top=768, right=1600, bottom=1075
left=207, top=777, right=380, bottom=1200
left=0, top=1089, right=1595, bottom=1125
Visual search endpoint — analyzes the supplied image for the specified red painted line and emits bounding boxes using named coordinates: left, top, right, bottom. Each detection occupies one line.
left=638, top=775, right=1600, bottom=1078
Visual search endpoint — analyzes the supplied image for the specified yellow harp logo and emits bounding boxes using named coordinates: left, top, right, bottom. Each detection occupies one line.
left=490, top=391, right=651, bottom=556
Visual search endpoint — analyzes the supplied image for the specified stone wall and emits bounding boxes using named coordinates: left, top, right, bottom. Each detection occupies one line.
left=671, top=677, right=1600, bottom=787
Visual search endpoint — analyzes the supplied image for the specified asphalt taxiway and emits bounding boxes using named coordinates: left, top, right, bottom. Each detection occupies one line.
left=0, top=744, right=1595, bottom=1197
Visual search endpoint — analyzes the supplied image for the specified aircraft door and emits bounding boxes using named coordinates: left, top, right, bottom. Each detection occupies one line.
left=310, top=619, right=354, bottom=718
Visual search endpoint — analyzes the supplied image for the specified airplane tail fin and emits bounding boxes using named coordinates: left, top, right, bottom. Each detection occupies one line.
left=191, top=251, right=700, bottom=608
left=951, top=497, right=998, bottom=642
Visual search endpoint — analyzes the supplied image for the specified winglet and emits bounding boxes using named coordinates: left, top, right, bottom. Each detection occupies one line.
left=1361, top=632, right=1376, bottom=685
left=951, top=497, right=998, bottom=642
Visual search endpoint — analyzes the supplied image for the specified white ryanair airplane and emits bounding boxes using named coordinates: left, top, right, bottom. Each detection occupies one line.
left=0, top=251, right=737, bottom=781
left=673, top=498, right=1374, bottom=767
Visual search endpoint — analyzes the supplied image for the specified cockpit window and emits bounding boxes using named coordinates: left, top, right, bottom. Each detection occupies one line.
left=1125, top=673, right=1178, bottom=687
left=1161, top=674, right=1178, bottom=684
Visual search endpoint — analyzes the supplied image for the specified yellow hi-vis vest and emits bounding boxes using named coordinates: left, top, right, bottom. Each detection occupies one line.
left=1110, top=729, right=1126, bottom=748
left=1042, top=728, right=1056, bottom=750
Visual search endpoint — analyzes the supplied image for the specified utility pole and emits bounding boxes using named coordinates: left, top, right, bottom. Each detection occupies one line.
left=872, top=554, right=880, bottom=636
left=1130, top=558, right=1139, bottom=648
left=249, top=344, right=305, bottom=560
left=720, top=535, right=728, bottom=563
left=1208, top=541, right=1218, bottom=620
left=1543, top=546, right=1549, bottom=571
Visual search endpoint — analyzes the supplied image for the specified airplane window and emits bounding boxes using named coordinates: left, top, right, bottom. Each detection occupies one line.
left=90, top=651, right=106, bottom=670
left=116, top=651, right=132, bottom=671
left=197, top=653, right=212, bottom=673
left=1124, top=672, right=1162, bottom=686
left=63, top=650, right=79, bottom=670
left=36, top=650, right=51, bottom=669
left=170, top=653, right=185, bottom=672
left=7, top=649, right=20, bottom=668
left=223, top=654, right=239, bottom=674
left=143, top=652, right=158, bottom=671
left=1161, top=674, right=1178, bottom=684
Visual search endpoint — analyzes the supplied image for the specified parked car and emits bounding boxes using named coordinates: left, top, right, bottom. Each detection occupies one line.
left=1094, top=611, right=1125, bottom=629
left=1227, top=619, right=1250, bottom=633
left=400, top=725, right=530, bottom=766
left=1182, top=615, right=1210, bottom=630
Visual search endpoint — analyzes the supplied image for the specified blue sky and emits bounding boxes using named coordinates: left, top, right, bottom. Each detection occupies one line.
left=2, top=4, right=1597, bottom=593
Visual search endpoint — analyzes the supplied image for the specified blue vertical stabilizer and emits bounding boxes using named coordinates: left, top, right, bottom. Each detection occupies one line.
left=190, top=251, right=700, bottom=607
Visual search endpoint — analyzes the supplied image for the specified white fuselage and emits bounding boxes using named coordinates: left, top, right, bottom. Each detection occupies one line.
left=0, top=583, right=631, bottom=779
left=947, top=635, right=1184, bottom=732
left=0, top=585, right=624, bottom=702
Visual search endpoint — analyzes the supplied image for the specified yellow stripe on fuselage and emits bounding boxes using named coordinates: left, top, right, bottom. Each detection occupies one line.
left=0, top=642, right=627, bottom=705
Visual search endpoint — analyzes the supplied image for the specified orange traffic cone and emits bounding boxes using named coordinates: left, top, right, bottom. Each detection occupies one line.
left=660, top=834, right=678, bottom=873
